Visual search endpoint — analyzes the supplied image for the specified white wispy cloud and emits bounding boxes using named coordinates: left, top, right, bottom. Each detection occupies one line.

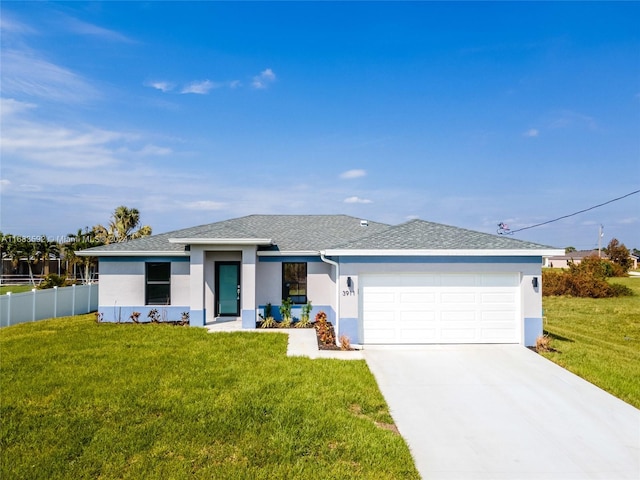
left=148, top=79, right=245, bottom=94
left=0, top=179, right=10, bottom=192
left=137, top=144, right=172, bottom=156
left=181, top=80, right=217, bottom=94
left=1, top=49, right=99, bottom=103
left=339, top=169, right=367, bottom=179
left=0, top=98, right=36, bottom=117
left=146, top=81, right=175, bottom=93
left=524, top=128, right=539, bottom=137
left=2, top=121, right=128, bottom=168
left=60, top=15, right=134, bottom=43
left=182, top=200, right=226, bottom=210
left=0, top=14, right=36, bottom=35
left=344, top=196, right=373, bottom=204
left=549, top=110, right=597, bottom=130
left=0, top=99, right=178, bottom=169
left=252, top=68, right=276, bottom=89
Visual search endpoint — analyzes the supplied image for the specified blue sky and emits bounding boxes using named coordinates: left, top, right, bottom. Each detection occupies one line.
left=1, top=1, right=639, bottom=249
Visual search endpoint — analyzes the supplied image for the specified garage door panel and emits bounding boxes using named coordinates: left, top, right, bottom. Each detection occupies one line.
left=400, top=328, right=437, bottom=340
left=399, top=302, right=437, bottom=312
left=366, top=329, right=396, bottom=341
left=365, top=292, right=396, bottom=303
left=440, top=292, right=476, bottom=303
left=399, top=311, right=436, bottom=321
left=480, top=328, right=518, bottom=340
left=362, top=273, right=520, bottom=344
left=363, top=311, right=394, bottom=322
left=400, top=292, right=436, bottom=303
left=481, top=292, right=516, bottom=304
left=481, top=310, right=517, bottom=320
left=441, top=311, right=478, bottom=321
left=440, top=328, right=477, bottom=340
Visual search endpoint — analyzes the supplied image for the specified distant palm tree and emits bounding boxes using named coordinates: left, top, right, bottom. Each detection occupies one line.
left=65, top=228, right=102, bottom=284
left=1, top=234, right=20, bottom=275
left=94, top=206, right=152, bottom=244
left=19, top=239, right=38, bottom=286
left=37, top=235, right=60, bottom=275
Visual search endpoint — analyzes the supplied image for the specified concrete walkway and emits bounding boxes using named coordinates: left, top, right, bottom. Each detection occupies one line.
left=363, top=345, right=640, bottom=480
left=204, top=319, right=364, bottom=360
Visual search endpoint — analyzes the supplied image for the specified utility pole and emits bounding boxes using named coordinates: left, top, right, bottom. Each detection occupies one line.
left=598, top=224, right=604, bottom=258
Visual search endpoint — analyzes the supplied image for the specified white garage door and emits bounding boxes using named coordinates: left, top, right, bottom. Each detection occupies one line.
left=361, top=273, right=520, bottom=344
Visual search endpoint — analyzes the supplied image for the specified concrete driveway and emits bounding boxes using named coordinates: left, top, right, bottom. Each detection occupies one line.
left=364, top=345, right=640, bottom=480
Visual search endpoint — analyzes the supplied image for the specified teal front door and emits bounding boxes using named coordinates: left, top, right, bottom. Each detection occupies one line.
left=215, top=262, right=240, bottom=316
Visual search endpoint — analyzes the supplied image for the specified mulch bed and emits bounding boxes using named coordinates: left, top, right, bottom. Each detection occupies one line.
left=314, top=321, right=341, bottom=350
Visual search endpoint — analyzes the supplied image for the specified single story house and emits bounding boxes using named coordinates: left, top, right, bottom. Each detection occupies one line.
left=544, top=250, right=639, bottom=269
left=78, top=215, right=563, bottom=347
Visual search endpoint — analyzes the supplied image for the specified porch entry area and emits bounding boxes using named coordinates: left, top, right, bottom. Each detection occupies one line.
left=215, top=261, right=240, bottom=317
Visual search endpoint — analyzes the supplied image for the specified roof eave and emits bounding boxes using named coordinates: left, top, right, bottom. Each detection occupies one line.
left=321, top=248, right=565, bottom=257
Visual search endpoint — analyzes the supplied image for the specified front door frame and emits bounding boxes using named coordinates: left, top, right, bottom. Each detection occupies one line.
left=214, top=261, right=241, bottom=317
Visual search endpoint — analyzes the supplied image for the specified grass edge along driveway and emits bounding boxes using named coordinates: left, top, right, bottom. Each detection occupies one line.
left=541, top=277, right=640, bottom=409
left=0, top=315, right=420, bottom=480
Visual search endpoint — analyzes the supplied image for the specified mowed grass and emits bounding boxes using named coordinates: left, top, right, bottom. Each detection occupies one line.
left=0, top=316, right=419, bottom=479
left=541, top=277, right=640, bottom=409
left=0, top=285, right=35, bottom=295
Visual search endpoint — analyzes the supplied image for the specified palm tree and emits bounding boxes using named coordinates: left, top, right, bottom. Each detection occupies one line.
left=19, top=239, right=38, bottom=286
left=37, top=235, right=60, bottom=276
left=94, top=206, right=152, bottom=244
left=0, top=233, right=18, bottom=277
left=65, top=228, right=102, bottom=284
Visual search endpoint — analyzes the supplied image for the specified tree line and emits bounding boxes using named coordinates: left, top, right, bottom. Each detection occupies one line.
left=0, top=206, right=152, bottom=286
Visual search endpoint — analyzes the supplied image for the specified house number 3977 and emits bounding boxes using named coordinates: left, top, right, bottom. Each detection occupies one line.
left=342, top=290, right=354, bottom=296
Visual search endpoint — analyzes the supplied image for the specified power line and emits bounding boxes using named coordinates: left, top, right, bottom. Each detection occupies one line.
left=497, top=189, right=640, bottom=235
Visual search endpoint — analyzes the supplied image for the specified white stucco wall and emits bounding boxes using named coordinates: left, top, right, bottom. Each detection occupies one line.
left=255, top=259, right=334, bottom=308
left=171, top=261, right=190, bottom=306
left=255, top=261, right=280, bottom=306
left=98, top=258, right=190, bottom=307
left=98, top=260, right=145, bottom=306
left=307, top=261, right=334, bottom=307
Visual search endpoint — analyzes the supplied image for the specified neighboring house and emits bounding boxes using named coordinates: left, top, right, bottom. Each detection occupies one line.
left=544, top=250, right=639, bottom=269
left=544, top=250, right=600, bottom=269
left=78, top=215, right=562, bottom=347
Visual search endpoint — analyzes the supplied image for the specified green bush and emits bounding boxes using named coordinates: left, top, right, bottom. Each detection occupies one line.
left=542, top=269, right=634, bottom=298
left=37, top=274, right=69, bottom=289
left=609, top=283, right=634, bottom=297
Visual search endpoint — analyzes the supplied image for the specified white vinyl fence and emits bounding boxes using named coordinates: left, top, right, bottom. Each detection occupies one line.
left=0, top=284, right=99, bottom=328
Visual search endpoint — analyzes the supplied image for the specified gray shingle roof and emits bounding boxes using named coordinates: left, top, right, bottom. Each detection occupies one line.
left=329, top=219, right=555, bottom=250
left=82, top=215, right=390, bottom=254
left=81, top=215, right=555, bottom=255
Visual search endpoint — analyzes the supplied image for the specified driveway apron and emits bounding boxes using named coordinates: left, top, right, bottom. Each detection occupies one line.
left=364, top=345, right=640, bottom=480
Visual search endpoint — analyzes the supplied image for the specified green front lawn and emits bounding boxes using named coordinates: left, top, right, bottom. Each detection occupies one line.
left=0, top=315, right=419, bottom=479
left=0, top=285, right=34, bottom=295
left=541, top=277, right=640, bottom=409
